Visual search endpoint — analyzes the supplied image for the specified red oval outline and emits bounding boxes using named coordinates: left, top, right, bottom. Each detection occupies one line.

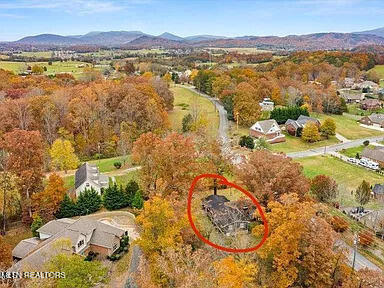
left=187, top=173, right=269, bottom=253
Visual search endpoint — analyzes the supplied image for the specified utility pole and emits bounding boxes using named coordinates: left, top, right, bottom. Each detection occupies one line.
left=352, top=233, right=358, bottom=272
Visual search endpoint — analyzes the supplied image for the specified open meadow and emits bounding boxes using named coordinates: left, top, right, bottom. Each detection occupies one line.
left=169, top=86, right=220, bottom=137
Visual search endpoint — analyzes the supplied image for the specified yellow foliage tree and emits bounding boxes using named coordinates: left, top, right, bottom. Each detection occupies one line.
left=302, top=122, right=321, bottom=143
left=214, top=256, right=257, bottom=288
left=136, top=196, right=185, bottom=255
left=234, top=82, right=261, bottom=126
left=320, top=118, right=336, bottom=138
left=162, top=73, right=172, bottom=86
left=50, top=138, right=79, bottom=173
left=271, top=87, right=283, bottom=105
left=142, top=71, right=153, bottom=79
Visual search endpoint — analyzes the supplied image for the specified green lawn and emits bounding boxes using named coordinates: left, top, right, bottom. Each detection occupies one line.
left=340, top=145, right=374, bottom=158
left=88, top=156, right=131, bottom=173
left=270, top=133, right=339, bottom=153
left=114, top=170, right=139, bottom=187
left=369, top=65, right=384, bottom=79
left=347, top=104, right=384, bottom=117
left=312, top=112, right=384, bottom=140
left=169, top=87, right=219, bottom=137
left=296, top=155, right=384, bottom=209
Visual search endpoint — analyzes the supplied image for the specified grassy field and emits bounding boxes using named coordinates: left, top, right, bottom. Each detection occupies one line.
left=369, top=65, right=384, bottom=79
left=296, top=155, right=384, bottom=209
left=339, top=145, right=373, bottom=158
left=270, top=133, right=339, bottom=153
left=312, top=112, right=384, bottom=140
left=88, top=156, right=131, bottom=173
left=0, top=60, right=108, bottom=77
left=114, top=170, right=139, bottom=186
left=347, top=104, right=384, bottom=116
left=169, top=87, right=220, bottom=137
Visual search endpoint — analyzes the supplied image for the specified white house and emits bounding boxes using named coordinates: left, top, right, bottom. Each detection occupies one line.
left=74, top=163, right=109, bottom=197
left=259, top=98, right=274, bottom=111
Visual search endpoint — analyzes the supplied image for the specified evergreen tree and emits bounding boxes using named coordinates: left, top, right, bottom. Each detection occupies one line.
left=132, top=190, right=144, bottom=209
left=182, top=114, right=193, bottom=133
left=31, top=214, right=43, bottom=237
left=77, top=188, right=102, bottom=215
left=239, top=135, right=255, bottom=149
left=125, top=180, right=140, bottom=206
left=56, top=194, right=78, bottom=218
left=103, top=184, right=128, bottom=210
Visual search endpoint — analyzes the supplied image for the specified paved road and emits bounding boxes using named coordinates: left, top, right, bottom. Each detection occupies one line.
left=338, top=240, right=381, bottom=271
left=287, top=135, right=384, bottom=159
left=181, top=85, right=243, bottom=164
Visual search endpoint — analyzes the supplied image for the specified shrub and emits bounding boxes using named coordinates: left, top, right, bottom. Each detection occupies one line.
left=31, top=215, right=43, bottom=237
left=359, top=231, right=374, bottom=247
left=363, top=140, right=370, bottom=146
left=239, top=135, right=255, bottom=149
left=114, top=161, right=122, bottom=169
left=331, top=216, right=349, bottom=233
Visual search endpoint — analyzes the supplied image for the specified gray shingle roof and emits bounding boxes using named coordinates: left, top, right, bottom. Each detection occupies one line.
left=362, top=146, right=384, bottom=163
left=37, top=218, right=76, bottom=236
left=285, top=115, right=319, bottom=128
left=368, top=113, right=384, bottom=125
left=373, top=184, right=384, bottom=195
left=75, top=162, right=109, bottom=189
left=12, top=238, right=41, bottom=259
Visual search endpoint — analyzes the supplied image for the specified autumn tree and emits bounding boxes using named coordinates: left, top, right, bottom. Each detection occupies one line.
left=213, top=256, right=256, bottom=288
left=302, top=122, right=321, bottom=142
left=253, top=194, right=342, bottom=288
left=132, top=133, right=198, bottom=199
left=234, top=82, right=262, bottom=126
left=355, top=180, right=371, bottom=208
left=0, top=172, right=20, bottom=234
left=32, top=173, right=66, bottom=221
left=50, top=138, right=79, bottom=173
left=31, top=65, right=44, bottom=75
left=311, top=175, right=338, bottom=203
left=0, top=235, right=12, bottom=269
left=2, top=130, right=44, bottom=223
left=320, top=118, right=336, bottom=139
left=236, top=150, right=309, bottom=204
left=136, top=196, right=185, bottom=255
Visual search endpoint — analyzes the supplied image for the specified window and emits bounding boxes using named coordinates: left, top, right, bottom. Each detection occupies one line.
left=78, top=240, right=84, bottom=248
left=86, top=183, right=90, bottom=187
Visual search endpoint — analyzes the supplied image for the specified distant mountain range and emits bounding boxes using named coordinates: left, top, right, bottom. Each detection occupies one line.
left=5, top=27, right=384, bottom=50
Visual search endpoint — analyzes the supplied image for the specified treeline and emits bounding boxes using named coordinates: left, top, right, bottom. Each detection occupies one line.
left=0, top=69, right=173, bottom=159
left=192, top=51, right=359, bottom=125
left=56, top=180, right=143, bottom=218
left=270, top=106, right=309, bottom=124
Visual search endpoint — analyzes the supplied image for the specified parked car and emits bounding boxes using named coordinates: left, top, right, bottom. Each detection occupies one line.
left=348, top=158, right=358, bottom=164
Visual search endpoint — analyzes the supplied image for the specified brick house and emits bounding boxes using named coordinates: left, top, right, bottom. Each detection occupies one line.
left=359, top=113, right=384, bottom=128
left=285, top=115, right=320, bottom=137
left=360, top=99, right=382, bottom=110
left=11, top=218, right=128, bottom=270
left=361, top=146, right=384, bottom=167
left=249, top=119, right=285, bottom=144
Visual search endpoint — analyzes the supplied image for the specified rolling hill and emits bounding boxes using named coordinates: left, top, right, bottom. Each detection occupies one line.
left=9, top=28, right=384, bottom=50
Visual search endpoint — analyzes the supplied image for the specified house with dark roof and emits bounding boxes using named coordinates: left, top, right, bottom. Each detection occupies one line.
left=202, top=194, right=256, bottom=236
left=338, top=89, right=364, bottom=103
left=360, top=99, right=382, bottom=110
left=249, top=119, right=285, bottom=144
left=285, top=115, right=320, bottom=137
left=75, top=162, right=109, bottom=197
left=361, top=146, right=384, bottom=167
left=11, top=217, right=128, bottom=269
left=373, top=184, right=384, bottom=202
left=359, top=113, right=384, bottom=128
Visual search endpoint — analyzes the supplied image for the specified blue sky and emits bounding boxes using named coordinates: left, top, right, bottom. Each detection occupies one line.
left=0, top=0, right=383, bottom=41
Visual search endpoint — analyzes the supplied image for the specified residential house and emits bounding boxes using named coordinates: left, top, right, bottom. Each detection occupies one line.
left=359, top=113, right=384, bottom=128
left=202, top=194, right=256, bottom=236
left=361, top=146, right=384, bottom=167
left=285, top=115, right=320, bottom=137
left=11, top=218, right=128, bottom=270
left=75, top=163, right=109, bottom=197
left=353, top=81, right=380, bottom=92
left=259, top=98, right=274, bottom=111
left=360, top=99, right=382, bottom=110
left=372, top=184, right=384, bottom=202
left=249, top=119, right=285, bottom=144
left=338, top=89, right=364, bottom=103
left=343, top=77, right=355, bottom=88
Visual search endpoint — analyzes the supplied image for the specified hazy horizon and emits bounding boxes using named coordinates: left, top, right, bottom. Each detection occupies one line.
left=1, top=0, right=384, bottom=41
